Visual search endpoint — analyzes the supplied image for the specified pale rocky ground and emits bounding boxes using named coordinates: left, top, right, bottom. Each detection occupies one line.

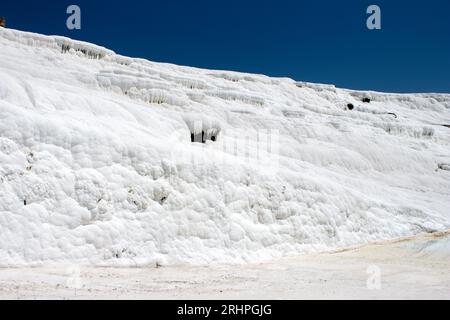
left=1, top=231, right=449, bottom=300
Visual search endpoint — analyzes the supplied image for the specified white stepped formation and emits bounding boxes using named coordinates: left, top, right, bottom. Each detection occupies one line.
left=1, top=28, right=450, bottom=267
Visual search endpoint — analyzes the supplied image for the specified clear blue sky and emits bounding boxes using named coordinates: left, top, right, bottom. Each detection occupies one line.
left=1, top=0, right=449, bottom=93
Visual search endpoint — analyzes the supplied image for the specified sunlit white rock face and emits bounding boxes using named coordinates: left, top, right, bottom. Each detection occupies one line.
left=0, top=28, right=449, bottom=267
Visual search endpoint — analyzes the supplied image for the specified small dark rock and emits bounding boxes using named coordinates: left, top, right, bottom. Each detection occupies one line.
left=159, top=196, right=167, bottom=205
